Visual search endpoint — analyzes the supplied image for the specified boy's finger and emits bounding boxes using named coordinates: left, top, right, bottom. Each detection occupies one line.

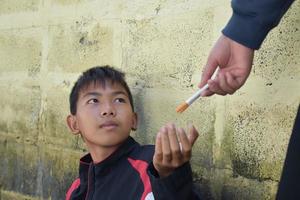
left=188, top=125, right=199, bottom=146
left=161, top=127, right=172, bottom=163
left=167, top=123, right=182, bottom=163
left=178, top=128, right=191, bottom=159
left=154, top=132, right=163, bottom=163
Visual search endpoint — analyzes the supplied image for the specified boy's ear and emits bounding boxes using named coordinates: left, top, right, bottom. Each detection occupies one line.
left=66, top=115, right=80, bottom=135
left=131, top=112, right=138, bottom=131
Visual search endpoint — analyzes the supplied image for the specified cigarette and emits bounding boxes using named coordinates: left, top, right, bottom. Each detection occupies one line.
left=176, top=68, right=219, bottom=113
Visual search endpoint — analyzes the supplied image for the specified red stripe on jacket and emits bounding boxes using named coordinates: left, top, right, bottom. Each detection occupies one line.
left=66, top=178, right=80, bottom=200
left=128, top=158, right=152, bottom=200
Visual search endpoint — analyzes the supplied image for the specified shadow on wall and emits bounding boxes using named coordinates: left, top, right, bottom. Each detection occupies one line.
left=0, top=142, right=77, bottom=200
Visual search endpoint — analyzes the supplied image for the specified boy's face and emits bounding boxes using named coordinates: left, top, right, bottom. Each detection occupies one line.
left=67, top=81, right=137, bottom=150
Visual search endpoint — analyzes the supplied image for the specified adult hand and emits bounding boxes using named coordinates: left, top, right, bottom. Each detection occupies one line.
left=153, top=123, right=199, bottom=178
left=199, top=34, right=254, bottom=96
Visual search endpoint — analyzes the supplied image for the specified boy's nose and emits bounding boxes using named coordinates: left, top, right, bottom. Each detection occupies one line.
left=100, top=104, right=116, bottom=117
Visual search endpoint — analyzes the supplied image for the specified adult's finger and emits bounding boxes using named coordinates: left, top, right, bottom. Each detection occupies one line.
left=199, top=56, right=219, bottom=89
left=207, top=79, right=227, bottom=96
left=225, top=72, right=240, bottom=94
left=230, top=67, right=251, bottom=88
left=218, top=72, right=236, bottom=95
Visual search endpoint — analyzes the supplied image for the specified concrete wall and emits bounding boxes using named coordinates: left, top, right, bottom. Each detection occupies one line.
left=0, top=0, right=299, bottom=199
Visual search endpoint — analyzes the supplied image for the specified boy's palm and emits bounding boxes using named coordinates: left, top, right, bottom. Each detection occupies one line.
left=153, top=123, right=199, bottom=178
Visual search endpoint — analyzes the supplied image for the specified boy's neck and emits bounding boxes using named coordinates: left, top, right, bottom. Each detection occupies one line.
left=88, top=145, right=120, bottom=164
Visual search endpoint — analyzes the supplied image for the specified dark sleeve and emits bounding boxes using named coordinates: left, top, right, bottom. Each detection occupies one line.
left=276, top=105, right=300, bottom=199
left=148, top=162, right=201, bottom=200
left=222, top=0, right=295, bottom=49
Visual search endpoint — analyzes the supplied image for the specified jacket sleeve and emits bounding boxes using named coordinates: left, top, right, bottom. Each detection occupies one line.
left=222, top=0, right=295, bottom=49
left=148, top=162, right=201, bottom=200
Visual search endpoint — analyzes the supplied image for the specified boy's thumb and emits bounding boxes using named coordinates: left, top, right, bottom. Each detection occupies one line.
left=188, top=125, right=199, bottom=146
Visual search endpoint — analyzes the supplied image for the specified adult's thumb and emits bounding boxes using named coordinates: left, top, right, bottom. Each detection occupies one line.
left=199, top=56, right=219, bottom=88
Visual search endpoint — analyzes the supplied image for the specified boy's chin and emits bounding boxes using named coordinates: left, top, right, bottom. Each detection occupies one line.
left=98, top=135, right=129, bottom=147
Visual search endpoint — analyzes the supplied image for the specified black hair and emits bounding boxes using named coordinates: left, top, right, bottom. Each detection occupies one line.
left=69, top=65, right=134, bottom=115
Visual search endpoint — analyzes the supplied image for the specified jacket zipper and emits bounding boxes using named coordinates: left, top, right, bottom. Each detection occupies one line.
left=85, top=164, right=92, bottom=200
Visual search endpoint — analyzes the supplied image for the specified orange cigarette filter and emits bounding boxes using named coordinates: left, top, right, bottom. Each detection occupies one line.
left=176, top=102, right=189, bottom=113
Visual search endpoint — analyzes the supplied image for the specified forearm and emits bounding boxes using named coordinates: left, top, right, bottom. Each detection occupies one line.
left=222, top=0, right=295, bottom=49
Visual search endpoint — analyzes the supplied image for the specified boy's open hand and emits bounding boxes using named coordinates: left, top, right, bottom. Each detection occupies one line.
left=153, top=123, right=199, bottom=178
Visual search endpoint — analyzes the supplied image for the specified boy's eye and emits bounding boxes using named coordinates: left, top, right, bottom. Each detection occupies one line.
left=115, top=98, right=126, bottom=103
left=87, top=98, right=99, bottom=104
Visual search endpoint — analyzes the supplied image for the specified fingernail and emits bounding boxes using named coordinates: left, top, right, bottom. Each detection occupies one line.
left=157, top=132, right=161, bottom=138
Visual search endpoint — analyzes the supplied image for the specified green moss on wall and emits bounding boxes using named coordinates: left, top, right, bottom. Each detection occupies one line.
left=1, top=190, right=39, bottom=200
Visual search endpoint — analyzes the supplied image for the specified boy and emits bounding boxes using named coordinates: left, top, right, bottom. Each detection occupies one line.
left=66, top=66, right=201, bottom=200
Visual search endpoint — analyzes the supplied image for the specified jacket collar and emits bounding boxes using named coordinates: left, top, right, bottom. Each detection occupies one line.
left=78, top=136, right=138, bottom=179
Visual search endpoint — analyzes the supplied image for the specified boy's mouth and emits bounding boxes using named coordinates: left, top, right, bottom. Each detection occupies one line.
left=100, top=121, right=118, bottom=129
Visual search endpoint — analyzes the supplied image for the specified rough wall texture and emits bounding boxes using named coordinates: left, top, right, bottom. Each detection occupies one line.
left=0, top=0, right=299, bottom=199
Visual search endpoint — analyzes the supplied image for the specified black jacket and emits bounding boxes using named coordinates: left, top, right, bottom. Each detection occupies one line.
left=223, top=0, right=295, bottom=49
left=66, top=137, right=200, bottom=200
